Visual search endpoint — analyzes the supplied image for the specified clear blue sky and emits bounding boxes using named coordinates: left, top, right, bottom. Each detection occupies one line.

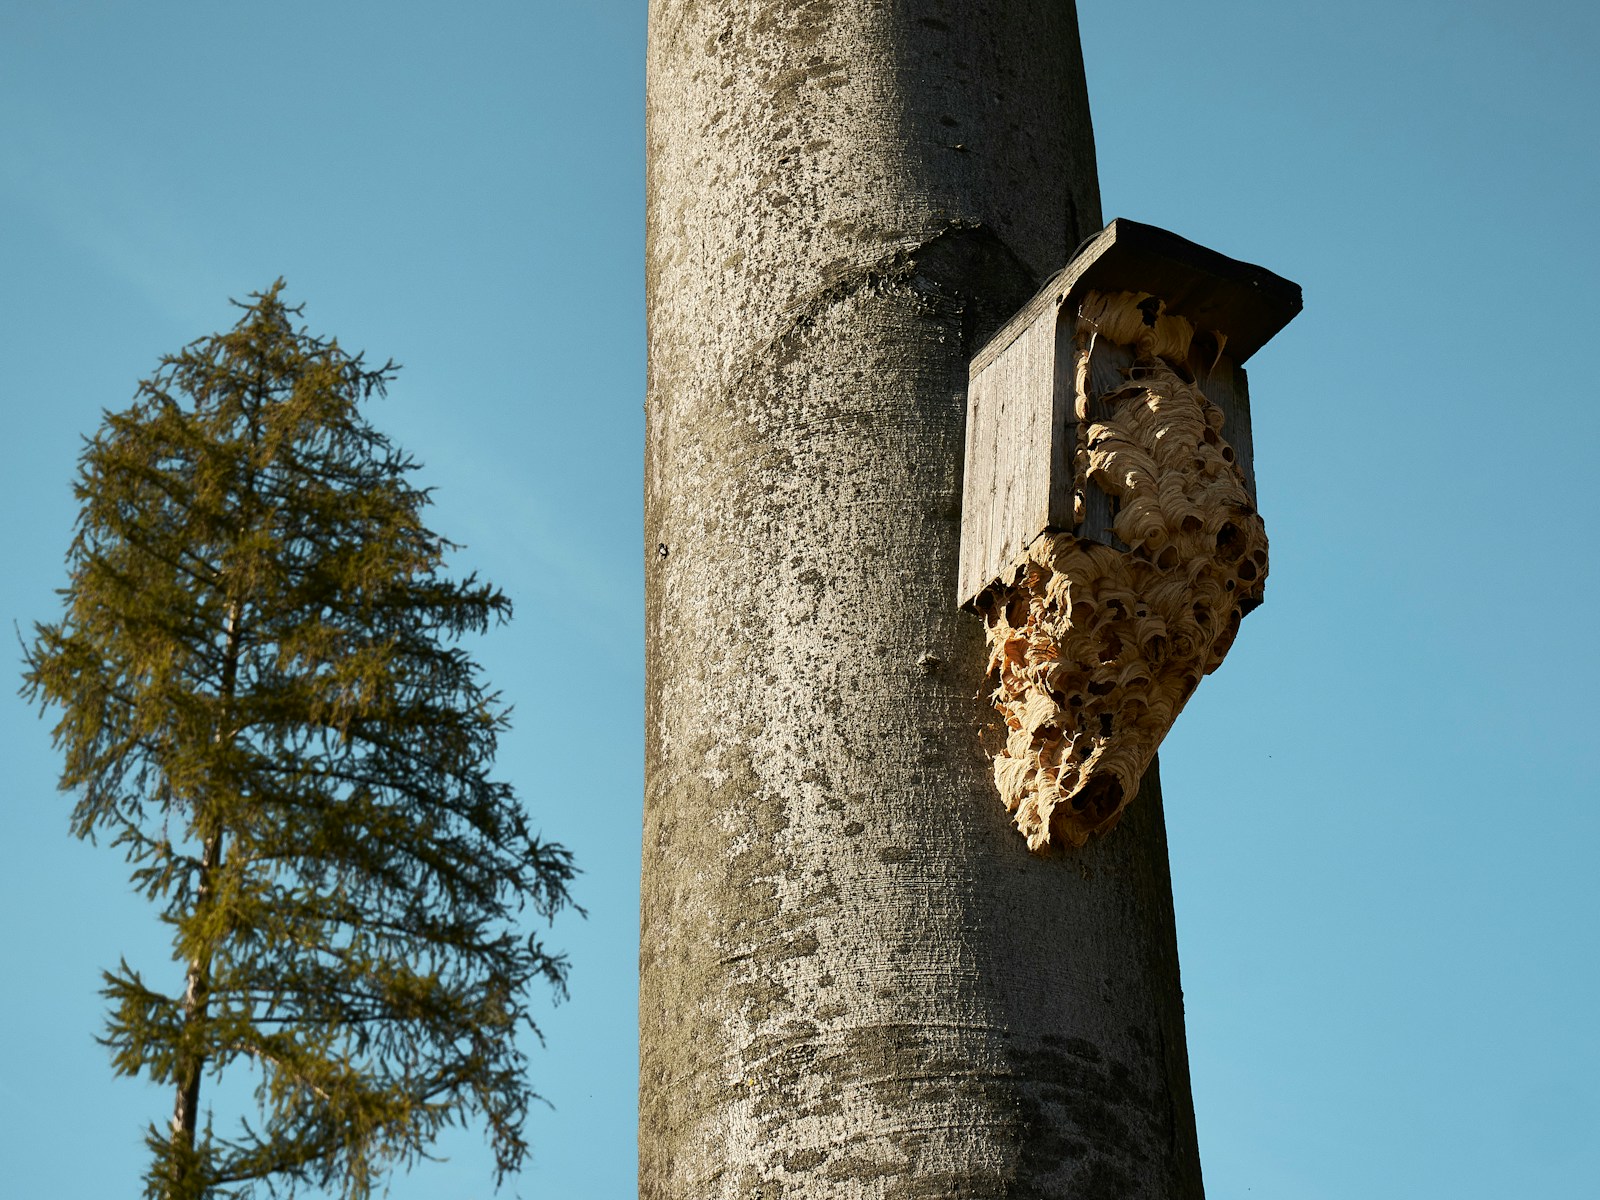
left=2, top=2, right=1595, bottom=1197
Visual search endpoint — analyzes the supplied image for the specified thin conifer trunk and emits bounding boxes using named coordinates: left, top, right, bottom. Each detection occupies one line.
left=170, top=829, right=223, bottom=1160
left=643, top=3, right=1204, bottom=1195
left=169, top=597, right=241, bottom=1191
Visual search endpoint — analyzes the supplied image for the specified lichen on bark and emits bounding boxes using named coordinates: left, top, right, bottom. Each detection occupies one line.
left=978, top=291, right=1268, bottom=850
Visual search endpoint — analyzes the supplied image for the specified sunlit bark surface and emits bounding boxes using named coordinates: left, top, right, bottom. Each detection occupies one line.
left=643, top=4, right=1204, bottom=1195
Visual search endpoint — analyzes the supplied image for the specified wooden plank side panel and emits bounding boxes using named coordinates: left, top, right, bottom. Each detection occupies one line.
left=984, top=314, right=1047, bottom=596
left=959, top=337, right=1004, bottom=607
left=958, top=307, right=1059, bottom=607
left=1011, top=312, right=1058, bottom=557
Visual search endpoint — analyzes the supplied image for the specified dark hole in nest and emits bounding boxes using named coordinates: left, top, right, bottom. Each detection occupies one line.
left=1216, top=521, right=1241, bottom=555
left=1070, top=774, right=1123, bottom=827
left=977, top=588, right=1007, bottom=629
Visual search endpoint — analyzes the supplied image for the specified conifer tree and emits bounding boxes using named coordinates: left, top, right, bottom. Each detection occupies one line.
left=22, top=283, right=575, bottom=1200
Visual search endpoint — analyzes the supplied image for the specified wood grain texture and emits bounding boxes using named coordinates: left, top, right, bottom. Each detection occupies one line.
left=960, top=311, right=1063, bottom=612
left=644, top=4, right=1202, bottom=1196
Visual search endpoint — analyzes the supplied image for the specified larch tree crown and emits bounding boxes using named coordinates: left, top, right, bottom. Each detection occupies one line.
left=23, top=283, right=576, bottom=1200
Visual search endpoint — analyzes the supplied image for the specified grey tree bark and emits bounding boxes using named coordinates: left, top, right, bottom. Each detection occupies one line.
left=643, top=4, right=1205, bottom=1196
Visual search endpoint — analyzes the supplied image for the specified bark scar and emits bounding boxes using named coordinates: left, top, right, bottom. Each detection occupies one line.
left=716, top=221, right=1037, bottom=408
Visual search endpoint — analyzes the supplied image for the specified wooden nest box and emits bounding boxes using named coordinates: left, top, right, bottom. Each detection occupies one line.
left=957, top=218, right=1302, bottom=610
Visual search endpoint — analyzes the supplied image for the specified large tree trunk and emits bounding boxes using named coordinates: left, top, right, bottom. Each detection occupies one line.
left=642, top=4, right=1204, bottom=1196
